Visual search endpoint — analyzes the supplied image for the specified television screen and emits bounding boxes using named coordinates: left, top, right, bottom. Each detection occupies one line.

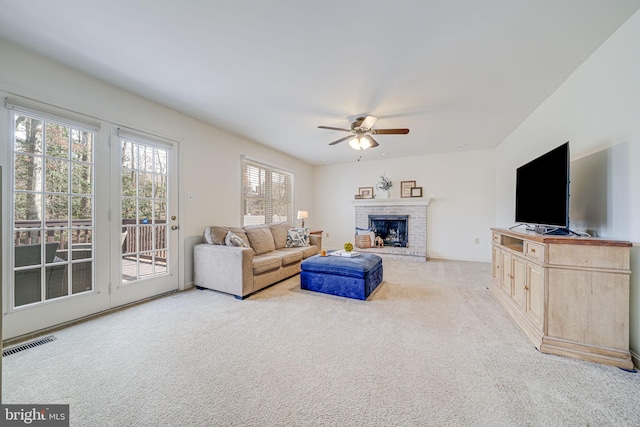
left=515, top=142, right=570, bottom=229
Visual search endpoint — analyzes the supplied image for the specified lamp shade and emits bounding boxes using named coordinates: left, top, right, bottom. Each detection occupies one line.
left=297, top=210, right=309, bottom=220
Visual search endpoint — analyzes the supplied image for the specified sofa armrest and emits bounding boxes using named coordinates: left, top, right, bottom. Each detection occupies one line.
left=309, top=233, right=322, bottom=249
left=194, top=243, right=254, bottom=297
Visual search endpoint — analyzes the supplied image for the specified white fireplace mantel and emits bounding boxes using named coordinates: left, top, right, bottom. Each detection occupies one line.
left=352, top=198, right=431, bottom=207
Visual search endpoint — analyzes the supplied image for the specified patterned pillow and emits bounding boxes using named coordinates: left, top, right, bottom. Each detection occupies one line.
left=225, top=231, right=251, bottom=248
left=286, top=228, right=310, bottom=247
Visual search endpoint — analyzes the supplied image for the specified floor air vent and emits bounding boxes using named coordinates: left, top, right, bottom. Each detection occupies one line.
left=3, top=335, right=57, bottom=357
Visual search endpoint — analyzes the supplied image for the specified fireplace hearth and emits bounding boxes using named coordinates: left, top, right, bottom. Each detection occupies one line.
left=369, top=215, right=408, bottom=247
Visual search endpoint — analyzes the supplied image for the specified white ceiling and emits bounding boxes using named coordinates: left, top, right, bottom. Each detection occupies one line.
left=0, top=0, right=638, bottom=165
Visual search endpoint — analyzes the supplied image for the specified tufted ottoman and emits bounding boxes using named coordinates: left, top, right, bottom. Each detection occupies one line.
left=300, top=252, right=383, bottom=300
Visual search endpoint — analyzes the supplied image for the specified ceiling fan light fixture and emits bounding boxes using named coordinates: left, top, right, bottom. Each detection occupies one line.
left=349, top=136, right=371, bottom=150
left=359, top=136, right=371, bottom=149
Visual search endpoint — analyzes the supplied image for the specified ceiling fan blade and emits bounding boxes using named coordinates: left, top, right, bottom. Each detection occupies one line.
left=318, top=126, right=352, bottom=132
left=360, top=115, right=378, bottom=130
left=329, top=135, right=356, bottom=146
left=365, top=135, right=379, bottom=148
left=372, top=128, right=410, bottom=135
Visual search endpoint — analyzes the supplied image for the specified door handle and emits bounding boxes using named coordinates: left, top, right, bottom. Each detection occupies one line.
left=171, top=225, right=179, bottom=230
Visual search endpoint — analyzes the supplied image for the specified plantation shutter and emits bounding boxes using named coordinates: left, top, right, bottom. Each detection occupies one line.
left=241, top=157, right=294, bottom=226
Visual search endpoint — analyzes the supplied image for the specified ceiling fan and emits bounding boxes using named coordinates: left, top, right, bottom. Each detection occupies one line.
left=318, top=115, right=410, bottom=150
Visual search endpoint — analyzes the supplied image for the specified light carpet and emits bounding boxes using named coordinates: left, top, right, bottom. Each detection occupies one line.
left=3, top=259, right=640, bottom=426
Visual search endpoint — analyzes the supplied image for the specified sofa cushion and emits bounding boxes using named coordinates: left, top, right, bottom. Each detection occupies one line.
left=252, top=255, right=282, bottom=275
left=269, top=222, right=291, bottom=249
left=244, top=225, right=276, bottom=255
left=205, top=226, right=250, bottom=246
left=280, top=246, right=318, bottom=259
left=273, top=249, right=303, bottom=266
left=225, top=231, right=251, bottom=248
left=286, top=228, right=310, bottom=247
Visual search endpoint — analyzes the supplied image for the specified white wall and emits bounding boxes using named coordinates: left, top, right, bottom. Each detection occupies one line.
left=495, top=11, right=640, bottom=358
left=313, top=149, right=496, bottom=262
left=0, top=38, right=315, bottom=289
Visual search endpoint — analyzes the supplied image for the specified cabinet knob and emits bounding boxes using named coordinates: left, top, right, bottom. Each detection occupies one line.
left=531, top=248, right=536, bottom=253
left=524, top=286, right=529, bottom=291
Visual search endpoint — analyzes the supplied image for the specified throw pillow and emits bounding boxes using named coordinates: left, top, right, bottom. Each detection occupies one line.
left=269, top=221, right=291, bottom=249
left=204, top=226, right=251, bottom=246
left=244, top=225, right=276, bottom=255
left=204, top=226, right=230, bottom=245
left=286, top=228, right=310, bottom=248
left=225, top=231, right=250, bottom=248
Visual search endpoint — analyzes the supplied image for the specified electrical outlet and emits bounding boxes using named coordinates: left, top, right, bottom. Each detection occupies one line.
left=474, top=238, right=480, bottom=244
left=187, top=194, right=194, bottom=202
left=326, top=232, right=330, bottom=238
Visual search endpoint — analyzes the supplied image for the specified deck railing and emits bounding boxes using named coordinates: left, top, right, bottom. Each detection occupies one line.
left=14, top=219, right=167, bottom=262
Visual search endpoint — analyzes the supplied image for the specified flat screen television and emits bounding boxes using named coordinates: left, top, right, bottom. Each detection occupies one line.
left=515, top=142, right=570, bottom=233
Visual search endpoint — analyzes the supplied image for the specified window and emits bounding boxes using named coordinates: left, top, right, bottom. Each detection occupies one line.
left=241, top=157, right=294, bottom=226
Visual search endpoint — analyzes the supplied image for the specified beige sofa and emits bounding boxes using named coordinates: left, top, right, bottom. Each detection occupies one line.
left=194, top=222, right=321, bottom=299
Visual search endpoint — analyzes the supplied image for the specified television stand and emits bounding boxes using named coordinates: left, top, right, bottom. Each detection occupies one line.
left=490, top=227, right=633, bottom=369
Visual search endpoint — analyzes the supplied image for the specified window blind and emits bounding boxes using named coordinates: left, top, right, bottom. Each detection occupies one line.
left=241, top=157, right=294, bottom=226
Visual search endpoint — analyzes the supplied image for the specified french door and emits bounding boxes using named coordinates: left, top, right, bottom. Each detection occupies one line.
left=109, top=127, right=179, bottom=307
left=4, top=104, right=179, bottom=340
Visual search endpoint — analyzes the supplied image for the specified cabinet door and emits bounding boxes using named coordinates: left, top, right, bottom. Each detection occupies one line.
left=511, top=256, right=526, bottom=310
left=525, top=262, right=544, bottom=329
left=501, top=251, right=512, bottom=296
left=492, top=246, right=502, bottom=286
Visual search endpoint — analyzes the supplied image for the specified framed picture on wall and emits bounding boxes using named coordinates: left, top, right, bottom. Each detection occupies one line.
left=358, top=187, right=374, bottom=199
left=401, top=181, right=416, bottom=198
left=410, top=187, right=423, bottom=197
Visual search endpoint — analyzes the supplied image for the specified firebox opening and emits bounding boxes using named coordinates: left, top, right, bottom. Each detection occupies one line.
left=369, top=215, right=408, bottom=247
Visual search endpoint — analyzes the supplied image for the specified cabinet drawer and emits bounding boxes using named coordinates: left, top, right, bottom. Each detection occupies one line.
left=492, top=233, right=501, bottom=244
left=525, top=242, right=544, bottom=261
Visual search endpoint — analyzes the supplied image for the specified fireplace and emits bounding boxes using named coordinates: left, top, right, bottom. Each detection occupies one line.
left=354, top=198, right=428, bottom=261
left=369, top=215, right=408, bottom=247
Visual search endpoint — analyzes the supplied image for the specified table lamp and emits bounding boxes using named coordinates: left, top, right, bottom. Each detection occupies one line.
left=297, top=210, right=309, bottom=228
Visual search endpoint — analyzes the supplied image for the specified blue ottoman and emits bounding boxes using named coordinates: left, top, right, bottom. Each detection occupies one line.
left=300, top=253, right=383, bottom=300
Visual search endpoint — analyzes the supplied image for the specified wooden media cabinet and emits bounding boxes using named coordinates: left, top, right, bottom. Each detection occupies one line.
left=490, top=228, right=633, bottom=370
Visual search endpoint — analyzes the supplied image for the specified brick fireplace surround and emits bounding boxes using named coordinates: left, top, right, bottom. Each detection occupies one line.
left=353, top=198, right=430, bottom=262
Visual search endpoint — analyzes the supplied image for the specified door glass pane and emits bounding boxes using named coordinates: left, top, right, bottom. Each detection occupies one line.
left=12, top=112, right=95, bottom=308
left=15, top=154, right=42, bottom=191
left=72, top=262, right=93, bottom=294
left=45, top=123, right=69, bottom=158
left=71, top=129, right=93, bottom=162
left=121, top=140, right=170, bottom=283
left=72, top=163, right=92, bottom=194
left=45, top=159, right=69, bottom=193
left=15, top=116, right=43, bottom=154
